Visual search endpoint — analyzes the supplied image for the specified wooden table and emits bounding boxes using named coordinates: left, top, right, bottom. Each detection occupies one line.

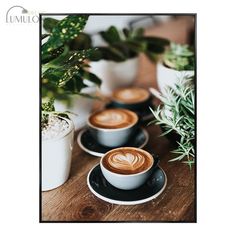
left=41, top=16, right=196, bottom=222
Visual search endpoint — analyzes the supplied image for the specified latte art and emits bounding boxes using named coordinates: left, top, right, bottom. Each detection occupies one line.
left=89, top=109, right=138, bottom=129
left=102, top=148, right=154, bottom=174
left=112, top=87, right=150, bottom=104
left=108, top=152, right=146, bottom=172
left=94, top=112, right=124, bottom=127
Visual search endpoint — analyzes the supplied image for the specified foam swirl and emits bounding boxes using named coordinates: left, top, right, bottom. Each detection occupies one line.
left=89, top=109, right=137, bottom=129
left=113, top=88, right=150, bottom=104
left=108, top=152, right=145, bottom=171
left=94, top=111, right=125, bottom=127
left=103, top=148, right=153, bottom=174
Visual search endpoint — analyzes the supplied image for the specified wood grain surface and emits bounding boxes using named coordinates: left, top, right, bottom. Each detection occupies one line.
left=41, top=16, right=196, bottom=222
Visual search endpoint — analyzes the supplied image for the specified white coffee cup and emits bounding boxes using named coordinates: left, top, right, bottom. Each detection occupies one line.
left=87, top=109, right=138, bottom=147
left=100, top=147, right=156, bottom=190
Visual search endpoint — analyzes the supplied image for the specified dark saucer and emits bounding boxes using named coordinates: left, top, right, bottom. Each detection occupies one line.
left=87, top=164, right=167, bottom=205
left=105, top=102, right=155, bottom=123
left=77, top=127, right=149, bottom=157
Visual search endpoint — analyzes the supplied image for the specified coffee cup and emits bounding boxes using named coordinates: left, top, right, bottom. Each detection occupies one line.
left=100, top=147, right=155, bottom=190
left=87, top=108, right=138, bottom=147
left=111, top=87, right=152, bottom=111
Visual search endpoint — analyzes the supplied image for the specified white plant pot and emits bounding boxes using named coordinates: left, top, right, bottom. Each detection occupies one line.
left=156, top=62, right=194, bottom=96
left=90, top=57, right=138, bottom=95
left=42, top=117, right=74, bottom=191
left=54, top=86, right=97, bottom=130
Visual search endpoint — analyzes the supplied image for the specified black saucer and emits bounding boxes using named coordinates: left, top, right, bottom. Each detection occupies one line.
left=87, top=164, right=167, bottom=205
left=77, top=127, right=149, bottom=157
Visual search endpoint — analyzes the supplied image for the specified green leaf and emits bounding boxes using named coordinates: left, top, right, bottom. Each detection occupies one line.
left=112, top=41, right=139, bottom=58
left=42, top=34, right=50, bottom=40
left=57, top=113, right=70, bottom=119
left=62, top=48, right=96, bottom=66
left=43, top=45, right=70, bottom=68
left=124, top=41, right=146, bottom=53
left=87, top=49, right=102, bottom=61
left=44, top=48, right=97, bottom=70
left=140, top=36, right=170, bottom=47
left=145, top=52, right=158, bottom=62
left=100, top=26, right=121, bottom=44
left=43, top=17, right=59, bottom=33
left=42, top=15, right=88, bottom=55
left=144, top=38, right=170, bottom=54
left=42, top=98, right=55, bottom=112
left=42, top=67, right=69, bottom=87
left=62, top=73, right=87, bottom=93
left=79, top=70, right=102, bottom=86
left=122, top=28, right=130, bottom=38
left=169, top=153, right=186, bottom=162
left=69, top=33, right=92, bottom=50
left=97, top=47, right=127, bottom=62
left=159, top=128, right=174, bottom=137
left=132, top=28, right=144, bottom=37
left=41, top=46, right=65, bottom=64
left=182, top=160, right=195, bottom=169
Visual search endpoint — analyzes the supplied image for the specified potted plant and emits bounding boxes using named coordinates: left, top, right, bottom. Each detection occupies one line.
left=150, top=75, right=195, bottom=168
left=89, top=26, right=169, bottom=95
left=41, top=15, right=101, bottom=190
left=41, top=98, right=74, bottom=191
left=42, top=16, right=101, bottom=130
left=157, top=42, right=195, bottom=96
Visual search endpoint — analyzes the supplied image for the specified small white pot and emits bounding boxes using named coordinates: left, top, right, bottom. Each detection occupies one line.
left=54, top=86, right=97, bottom=130
left=42, top=117, right=74, bottom=191
left=156, top=62, right=194, bottom=96
left=90, top=57, right=138, bottom=95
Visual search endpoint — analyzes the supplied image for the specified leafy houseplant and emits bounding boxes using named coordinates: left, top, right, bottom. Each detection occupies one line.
left=41, top=97, right=75, bottom=191
left=150, top=75, right=195, bottom=168
left=42, top=15, right=101, bottom=129
left=42, top=15, right=101, bottom=100
left=95, top=26, right=170, bottom=62
left=163, top=42, right=195, bottom=71
left=157, top=42, right=195, bottom=97
left=41, top=15, right=101, bottom=190
left=89, top=26, right=169, bottom=95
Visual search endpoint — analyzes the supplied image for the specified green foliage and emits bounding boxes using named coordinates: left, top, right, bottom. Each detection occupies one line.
left=41, top=98, right=55, bottom=127
left=100, top=26, right=121, bottom=43
left=94, top=26, right=169, bottom=62
left=42, top=15, right=88, bottom=55
left=163, top=42, right=195, bottom=71
left=41, top=98, right=70, bottom=129
left=43, top=17, right=92, bottom=50
left=41, top=15, right=101, bottom=127
left=43, top=17, right=59, bottom=33
left=41, top=15, right=101, bottom=100
left=42, top=97, right=55, bottom=112
left=150, top=76, right=195, bottom=168
left=69, top=33, right=92, bottom=50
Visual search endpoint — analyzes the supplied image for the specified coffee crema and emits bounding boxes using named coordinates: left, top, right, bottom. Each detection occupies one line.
left=112, top=87, right=150, bottom=104
left=89, top=109, right=138, bottom=129
left=102, top=147, right=154, bottom=174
